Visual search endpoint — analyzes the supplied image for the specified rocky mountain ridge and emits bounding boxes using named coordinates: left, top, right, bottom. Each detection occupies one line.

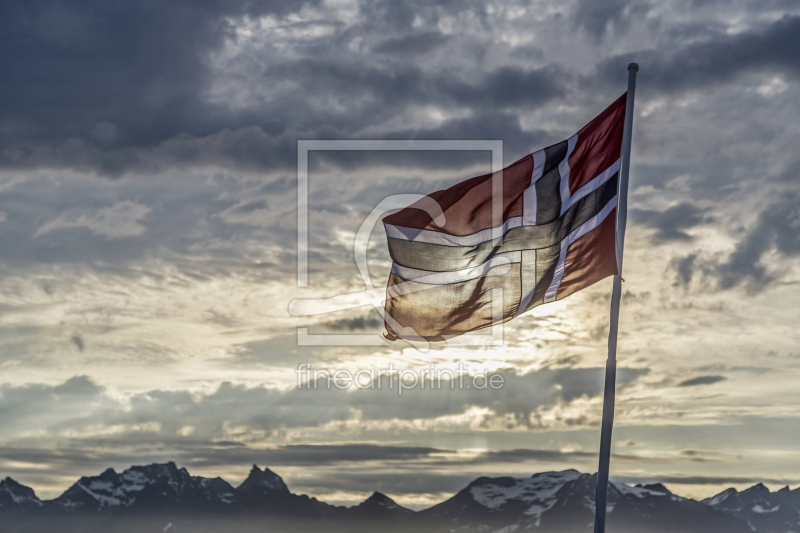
left=1, top=463, right=798, bottom=533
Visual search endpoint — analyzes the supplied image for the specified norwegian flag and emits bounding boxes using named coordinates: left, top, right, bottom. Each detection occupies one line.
left=382, top=94, right=626, bottom=342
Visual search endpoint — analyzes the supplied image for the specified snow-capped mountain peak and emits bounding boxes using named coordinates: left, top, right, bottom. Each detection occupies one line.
left=703, top=487, right=738, bottom=507
left=469, top=469, right=582, bottom=520
left=609, top=480, right=670, bottom=499
left=0, top=477, right=43, bottom=511
left=704, top=482, right=800, bottom=533
left=0, top=463, right=790, bottom=533
left=52, top=462, right=238, bottom=512
left=421, top=469, right=749, bottom=533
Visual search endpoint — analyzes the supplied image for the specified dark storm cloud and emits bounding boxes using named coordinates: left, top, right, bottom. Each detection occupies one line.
left=313, top=109, right=552, bottom=175
left=0, top=0, right=320, bottom=148
left=0, top=64, right=566, bottom=176
left=616, top=474, right=800, bottom=487
left=262, top=58, right=566, bottom=130
left=671, top=254, right=698, bottom=286
left=0, top=376, right=108, bottom=434
left=466, top=448, right=596, bottom=463
left=0, top=0, right=572, bottom=175
left=678, top=449, right=742, bottom=463
left=184, top=444, right=617, bottom=470
left=631, top=203, right=708, bottom=242
left=52, top=375, right=103, bottom=396
left=227, top=199, right=270, bottom=215
left=460, top=448, right=710, bottom=466
left=325, top=314, right=384, bottom=331
left=355, top=0, right=492, bottom=33
left=0, top=444, right=396, bottom=470
left=0, top=368, right=648, bottom=443
left=70, top=335, right=84, bottom=352
left=595, top=15, right=800, bottom=93
left=210, top=444, right=446, bottom=466
left=715, top=194, right=800, bottom=292
left=372, top=31, right=450, bottom=56
left=3, top=0, right=799, bottom=179
left=678, top=375, right=726, bottom=387
left=668, top=195, right=800, bottom=293
left=573, top=0, right=652, bottom=42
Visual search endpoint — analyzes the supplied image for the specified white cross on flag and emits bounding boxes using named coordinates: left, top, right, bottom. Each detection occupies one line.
left=382, top=94, right=627, bottom=342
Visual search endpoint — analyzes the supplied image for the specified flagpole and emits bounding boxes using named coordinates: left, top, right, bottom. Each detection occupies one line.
left=593, top=62, right=638, bottom=533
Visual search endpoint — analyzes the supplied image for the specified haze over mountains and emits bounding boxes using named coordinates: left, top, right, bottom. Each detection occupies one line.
left=1, top=463, right=798, bottom=533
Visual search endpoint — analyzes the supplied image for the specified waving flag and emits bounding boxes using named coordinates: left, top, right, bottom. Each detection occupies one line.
left=382, top=94, right=627, bottom=342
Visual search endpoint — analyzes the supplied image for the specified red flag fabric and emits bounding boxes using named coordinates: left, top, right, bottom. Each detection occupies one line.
left=383, top=94, right=627, bottom=342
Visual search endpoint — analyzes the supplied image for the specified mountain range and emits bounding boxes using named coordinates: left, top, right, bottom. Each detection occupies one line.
left=1, top=463, right=798, bottom=533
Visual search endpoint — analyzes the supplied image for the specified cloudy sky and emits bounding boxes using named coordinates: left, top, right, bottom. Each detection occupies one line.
left=2, top=0, right=800, bottom=509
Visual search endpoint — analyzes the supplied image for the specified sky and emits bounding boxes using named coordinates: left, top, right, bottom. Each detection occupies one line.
left=2, top=0, right=800, bottom=509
